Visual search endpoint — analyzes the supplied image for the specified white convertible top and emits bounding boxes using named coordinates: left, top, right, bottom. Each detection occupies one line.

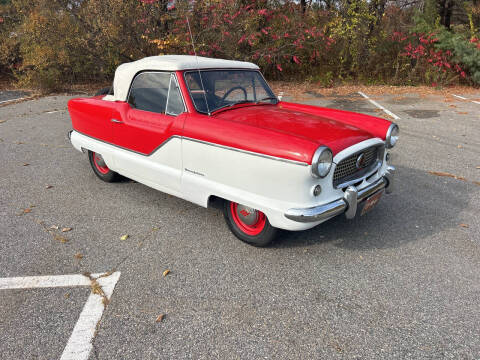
left=111, top=55, right=260, bottom=101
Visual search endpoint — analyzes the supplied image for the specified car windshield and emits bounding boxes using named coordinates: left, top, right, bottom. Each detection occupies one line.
left=184, top=70, right=277, bottom=114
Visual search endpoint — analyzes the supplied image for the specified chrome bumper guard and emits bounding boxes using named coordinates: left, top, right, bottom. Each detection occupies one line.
left=285, top=166, right=395, bottom=223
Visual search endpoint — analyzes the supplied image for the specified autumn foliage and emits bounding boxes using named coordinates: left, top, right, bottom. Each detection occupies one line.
left=0, top=0, right=479, bottom=91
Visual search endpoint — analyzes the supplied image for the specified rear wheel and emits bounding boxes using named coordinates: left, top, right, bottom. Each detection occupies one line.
left=223, top=201, right=278, bottom=246
left=88, top=151, right=119, bottom=182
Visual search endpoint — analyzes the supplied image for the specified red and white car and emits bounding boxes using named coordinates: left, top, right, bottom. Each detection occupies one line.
left=68, top=55, right=398, bottom=246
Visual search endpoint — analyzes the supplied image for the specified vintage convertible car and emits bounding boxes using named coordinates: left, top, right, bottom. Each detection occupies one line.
left=68, top=55, right=398, bottom=246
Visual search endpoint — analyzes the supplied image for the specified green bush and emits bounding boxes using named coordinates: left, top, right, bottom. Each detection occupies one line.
left=435, top=30, right=480, bottom=84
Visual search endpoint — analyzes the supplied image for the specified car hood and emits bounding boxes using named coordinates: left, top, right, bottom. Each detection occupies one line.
left=213, top=104, right=374, bottom=155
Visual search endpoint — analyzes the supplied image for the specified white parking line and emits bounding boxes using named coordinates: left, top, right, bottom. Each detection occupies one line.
left=0, top=271, right=121, bottom=360
left=0, top=97, right=27, bottom=104
left=452, top=94, right=480, bottom=105
left=0, top=273, right=92, bottom=289
left=357, top=91, right=400, bottom=120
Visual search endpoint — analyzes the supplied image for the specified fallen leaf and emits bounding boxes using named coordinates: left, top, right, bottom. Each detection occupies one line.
left=23, top=163, right=30, bottom=166
left=456, top=111, right=468, bottom=115
left=54, top=234, right=68, bottom=243
left=64, top=293, right=70, bottom=299
left=156, top=314, right=166, bottom=323
left=476, top=166, right=480, bottom=169
left=23, top=208, right=32, bottom=214
left=428, top=171, right=466, bottom=181
left=473, top=181, right=480, bottom=186
left=50, top=225, right=59, bottom=230
left=45, top=185, right=53, bottom=189
left=74, top=252, right=83, bottom=259
left=459, top=224, right=469, bottom=228
left=62, top=227, right=72, bottom=232
left=90, top=281, right=104, bottom=296
left=457, top=145, right=463, bottom=149
left=120, top=234, right=129, bottom=241
left=162, top=269, right=170, bottom=277
left=15, top=141, right=24, bottom=144
left=0, top=120, right=6, bottom=123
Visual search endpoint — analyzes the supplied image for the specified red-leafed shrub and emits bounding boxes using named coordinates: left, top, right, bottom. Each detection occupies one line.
left=161, top=0, right=335, bottom=80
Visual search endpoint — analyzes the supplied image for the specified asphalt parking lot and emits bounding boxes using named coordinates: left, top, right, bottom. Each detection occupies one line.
left=1, top=87, right=479, bottom=359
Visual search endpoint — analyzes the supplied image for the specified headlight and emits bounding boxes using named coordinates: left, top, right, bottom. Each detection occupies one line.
left=386, top=123, right=399, bottom=149
left=311, top=146, right=333, bottom=178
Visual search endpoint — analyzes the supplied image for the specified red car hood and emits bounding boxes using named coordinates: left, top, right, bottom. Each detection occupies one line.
left=213, top=104, right=373, bottom=155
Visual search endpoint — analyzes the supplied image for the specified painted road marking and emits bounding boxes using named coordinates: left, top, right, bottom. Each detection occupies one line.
left=452, top=94, right=480, bottom=105
left=0, top=97, right=27, bottom=104
left=358, top=92, right=400, bottom=120
left=0, top=271, right=121, bottom=360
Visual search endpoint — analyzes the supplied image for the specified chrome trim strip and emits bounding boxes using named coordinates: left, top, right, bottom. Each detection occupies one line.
left=285, top=177, right=388, bottom=223
left=72, top=130, right=182, bottom=157
left=182, top=137, right=309, bottom=166
left=333, top=138, right=384, bottom=164
left=71, top=130, right=308, bottom=166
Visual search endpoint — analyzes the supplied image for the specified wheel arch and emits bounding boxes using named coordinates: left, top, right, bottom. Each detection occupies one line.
left=207, top=195, right=225, bottom=209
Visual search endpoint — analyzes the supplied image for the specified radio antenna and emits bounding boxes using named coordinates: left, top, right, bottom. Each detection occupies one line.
left=186, top=16, right=210, bottom=115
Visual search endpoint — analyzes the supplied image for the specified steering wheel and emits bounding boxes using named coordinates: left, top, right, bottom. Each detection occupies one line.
left=222, top=86, right=248, bottom=102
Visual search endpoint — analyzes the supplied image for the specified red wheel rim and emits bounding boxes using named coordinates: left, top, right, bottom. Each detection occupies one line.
left=230, top=202, right=266, bottom=236
left=92, top=152, right=109, bottom=174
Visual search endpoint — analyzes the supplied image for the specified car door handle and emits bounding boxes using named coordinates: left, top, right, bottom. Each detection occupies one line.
left=110, top=118, right=123, bottom=124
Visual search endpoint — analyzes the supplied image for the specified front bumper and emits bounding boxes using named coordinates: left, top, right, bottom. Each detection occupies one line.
left=285, top=166, right=395, bottom=223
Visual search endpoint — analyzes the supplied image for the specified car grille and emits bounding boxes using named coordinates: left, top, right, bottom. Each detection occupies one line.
left=333, top=146, right=380, bottom=187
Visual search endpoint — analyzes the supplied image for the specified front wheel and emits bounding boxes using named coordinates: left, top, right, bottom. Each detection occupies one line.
left=88, top=151, right=120, bottom=182
left=223, top=201, right=278, bottom=247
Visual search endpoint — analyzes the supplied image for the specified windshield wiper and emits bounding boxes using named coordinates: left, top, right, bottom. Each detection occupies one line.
left=212, top=100, right=255, bottom=113
left=211, top=98, right=276, bottom=114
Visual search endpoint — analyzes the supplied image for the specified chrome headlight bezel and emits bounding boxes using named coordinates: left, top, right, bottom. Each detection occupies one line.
left=311, top=146, right=333, bottom=178
left=385, top=123, right=399, bottom=149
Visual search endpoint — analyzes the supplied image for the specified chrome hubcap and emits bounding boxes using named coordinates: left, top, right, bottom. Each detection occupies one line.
left=236, top=205, right=259, bottom=225
left=95, top=153, right=106, bottom=167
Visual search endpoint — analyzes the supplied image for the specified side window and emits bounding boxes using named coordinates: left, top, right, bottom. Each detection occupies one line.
left=166, top=75, right=185, bottom=116
left=128, top=72, right=170, bottom=113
